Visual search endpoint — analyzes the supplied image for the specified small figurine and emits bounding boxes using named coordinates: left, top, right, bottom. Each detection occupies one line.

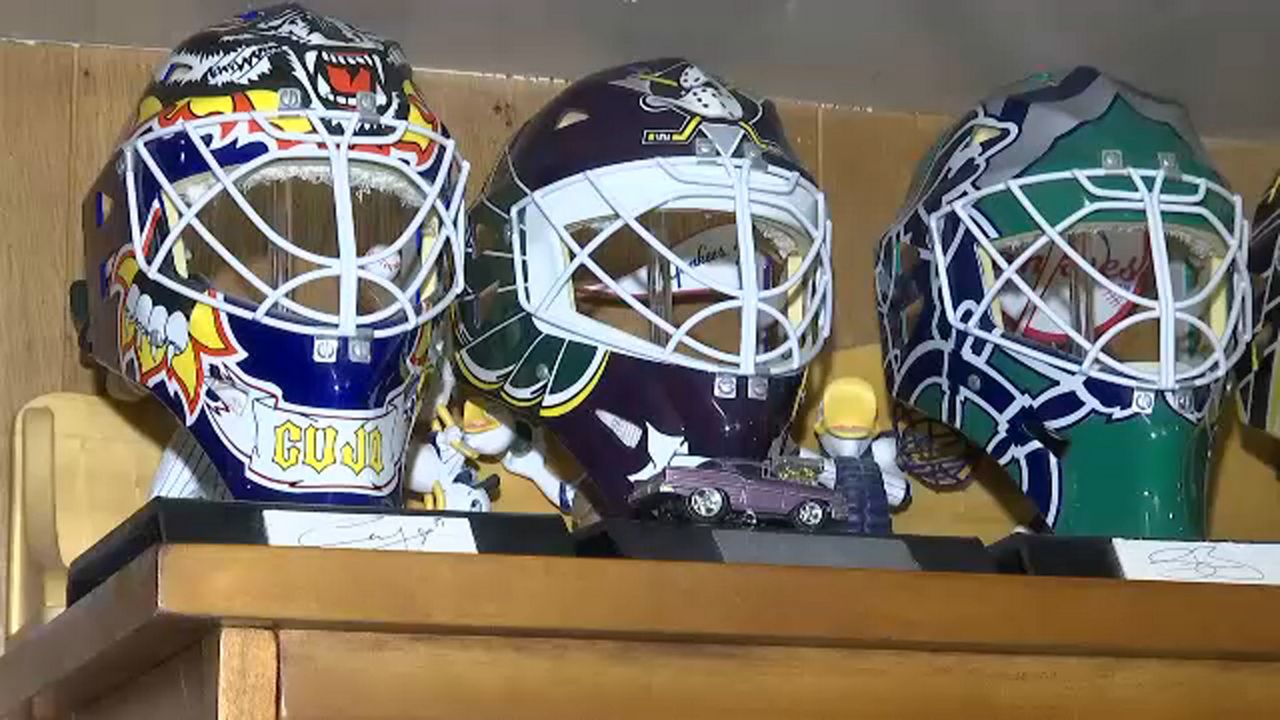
left=404, top=405, right=499, bottom=513
left=803, top=377, right=910, bottom=535
left=404, top=399, right=576, bottom=514
left=461, top=401, right=577, bottom=514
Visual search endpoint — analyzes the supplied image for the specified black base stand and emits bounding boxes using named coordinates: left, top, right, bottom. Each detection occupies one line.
left=576, top=519, right=995, bottom=572
left=990, top=533, right=1280, bottom=583
left=67, top=498, right=574, bottom=605
left=988, top=534, right=1123, bottom=578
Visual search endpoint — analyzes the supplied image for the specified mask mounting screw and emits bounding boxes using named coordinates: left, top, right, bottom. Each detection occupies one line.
left=1132, top=389, right=1156, bottom=414
left=747, top=376, right=769, bottom=400
left=312, top=337, right=339, bottom=364
left=279, top=87, right=304, bottom=110
left=714, top=374, right=737, bottom=399
left=694, top=137, right=717, bottom=159
left=966, top=374, right=982, bottom=392
left=1171, top=390, right=1194, bottom=414
left=1101, top=149, right=1124, bottom=171
left=1157, top=152, right=1182, bottom=179
left=742, top=143, right=766, bottom=170
left=348, top=330, right=373, bottom=364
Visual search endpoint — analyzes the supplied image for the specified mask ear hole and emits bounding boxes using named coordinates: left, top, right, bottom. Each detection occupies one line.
left=95, top=192, right=114, bottom=228
left=971, top=125, right=1002, bottom=146
left=1207, top=256, right=1228, bottom=335
left=555, top=110, right=590, bottom=130
left=161, top=61, right=194, bottom=83
left=976, top=247, right=1005, bottom=331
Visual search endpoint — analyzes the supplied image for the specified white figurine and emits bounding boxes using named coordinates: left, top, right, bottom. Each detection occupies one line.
left=804, top=377, right=910, bottom=530
left=404, top=417, right=494, bottom=513
left=404, top=399, right=576, bottom=514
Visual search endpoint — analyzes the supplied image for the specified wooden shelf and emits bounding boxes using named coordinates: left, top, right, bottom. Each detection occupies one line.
left=2, top=545, right=1279, bottom=718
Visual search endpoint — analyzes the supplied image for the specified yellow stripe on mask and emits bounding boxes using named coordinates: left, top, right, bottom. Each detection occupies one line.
left=976, top=247, right=1005, bottom=331
left=160, top=196, right=189, bottom=279
left=787, top=254, right=804, bottom=327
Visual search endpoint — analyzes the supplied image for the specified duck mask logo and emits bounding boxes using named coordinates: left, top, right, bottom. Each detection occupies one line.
left=609, top=61, right=781, bottom=153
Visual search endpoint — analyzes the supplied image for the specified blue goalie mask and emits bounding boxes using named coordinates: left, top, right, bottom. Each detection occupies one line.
left=79, top=4, right=469, bottom=505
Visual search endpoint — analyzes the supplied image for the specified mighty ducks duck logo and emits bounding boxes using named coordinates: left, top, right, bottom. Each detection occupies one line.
left=614, top=62, right=744, bottom=122
left=610, top=61, right=779, bottom=154
left=109, top=246, right=245, bottom=422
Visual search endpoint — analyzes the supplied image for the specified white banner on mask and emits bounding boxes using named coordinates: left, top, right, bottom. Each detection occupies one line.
left=246, top=395, right=412, bottom=495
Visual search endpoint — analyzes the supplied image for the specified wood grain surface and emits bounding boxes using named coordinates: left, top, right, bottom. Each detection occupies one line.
left=67, top=627, right=277, bottom=720
left=71, top=635, right=216, bottom=720
left=151, top=545, right=1280, bottom=660
left=0, top=41, right=79, bottom=653
left=277, top=630, right=1280, bottom=720
left=0, top=548, right=204, bottom=718
left=0, top=545, right=1277, bottom=717
left=215, top=629, right=278, bottom=720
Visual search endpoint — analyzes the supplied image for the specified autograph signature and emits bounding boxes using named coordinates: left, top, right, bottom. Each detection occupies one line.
left=294, top=515, right=448, bottom=551
left=1145, top=545, right=1266, bottom=582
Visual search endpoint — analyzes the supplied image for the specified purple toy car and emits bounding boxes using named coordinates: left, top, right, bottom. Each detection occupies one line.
left=629, top=457, right=849, bottom=530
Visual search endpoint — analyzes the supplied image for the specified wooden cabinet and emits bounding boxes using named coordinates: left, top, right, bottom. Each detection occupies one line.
left=1, top=545, right=1278, bottom=718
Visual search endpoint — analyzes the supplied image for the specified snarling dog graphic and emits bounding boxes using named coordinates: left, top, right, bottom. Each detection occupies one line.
left=145, top=4, right=411, bottom=125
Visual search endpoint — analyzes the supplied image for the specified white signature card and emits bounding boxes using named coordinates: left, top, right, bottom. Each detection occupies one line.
left=1112, top=539, right=1280, bottom=585
left=263, top=510, right=478, bottom=554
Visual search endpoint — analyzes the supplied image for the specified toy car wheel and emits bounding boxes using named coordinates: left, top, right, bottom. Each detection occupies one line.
left=685, top=487, right=729, bottom=523
left=791, top=499, right=829, bottom=530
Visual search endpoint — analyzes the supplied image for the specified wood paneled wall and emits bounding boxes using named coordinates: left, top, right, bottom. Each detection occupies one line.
left=3, top=40, right=1280, bottom=557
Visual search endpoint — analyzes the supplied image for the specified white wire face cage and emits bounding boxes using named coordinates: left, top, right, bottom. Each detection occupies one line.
left=931, top=165, right=1250, bottom=390
left=508, top=156, right=833, bottom=376
left=123, top=107, right=470, bottom=339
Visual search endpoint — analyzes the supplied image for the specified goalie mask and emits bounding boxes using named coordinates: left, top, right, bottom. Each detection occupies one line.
left=1236, top=171, right=1280, bottom=437
left=455, top=59, right=832, bottom=515
left=876, top=67, right=1250, bottom=538
left=79, top=4, right=468, bottom=505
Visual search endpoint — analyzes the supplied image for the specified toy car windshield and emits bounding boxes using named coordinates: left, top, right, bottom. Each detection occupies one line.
left=770, top=457, right=825, bottom=484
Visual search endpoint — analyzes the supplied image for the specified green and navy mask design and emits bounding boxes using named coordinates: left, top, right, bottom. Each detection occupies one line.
left=875, top=66, right=1251, bottom=538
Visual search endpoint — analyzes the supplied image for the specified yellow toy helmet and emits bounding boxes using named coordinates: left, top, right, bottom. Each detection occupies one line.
left=461, top=399, right=503, bottom=434
left=815, top=377, right=878, bottom=440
